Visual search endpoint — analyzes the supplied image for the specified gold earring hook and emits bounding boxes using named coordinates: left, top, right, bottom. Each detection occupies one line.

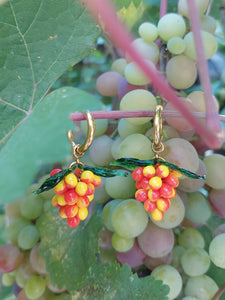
left=68, top=111, right=95, bottom=164
left=152, top=105, right=164, bottom=159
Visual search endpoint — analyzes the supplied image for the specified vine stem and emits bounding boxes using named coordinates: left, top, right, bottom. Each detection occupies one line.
left=160, top=0, right=167, bottom=18
left=212, top=283, right=225, bottom=300
left=70, top=110, right=225, bottom=122
left=187, top=1, right=222, bottom=134
left=81, top=0, right=223, bottom=149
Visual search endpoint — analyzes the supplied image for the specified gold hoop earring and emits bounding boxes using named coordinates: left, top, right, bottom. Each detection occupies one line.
left=152, top=105, right=164, bottom=159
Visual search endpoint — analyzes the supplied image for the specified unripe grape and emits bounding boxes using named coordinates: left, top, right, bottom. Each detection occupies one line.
left=7, top=217, right=31, bottom=245
left=144, top=252, right=172, bottom=271
left=80, top=118, right=108, bottom=137
left=20, top=194, right=43, bottom=220
left=120, top=89, right=157, bottom=125
left=203, top=154, right=225, bottom=189
left=167, top=36, right=186, bottom=55
left=178, top=0, right=209, bottom=18
left=138, top=22, right=158, bottom=43
left=111, top=58, right=127, bottom=75
left=118, top=118, right=150, bottom=139
left=178, top=227, right=205, bottom=249
left=124, top=59, right=156, bottom=85
left=96, top=71, right=123, bottom=96
left=18, top=225, right=39, bottom=250
left=200, top=15, right=217, bottom=34
left=166, top=55, right=197, bottom=89
left=157, top=13, right=186, bottom=41
left=89, top=135, right=114, bottom=166
left=126, top=38, right=159, bottom=64
left=111, top=233, right=135, bottom=252
left=209, top=233, right=225, bottom=268
left=188, top=90, right=219, bottom=114
left=184, top=31, right=217, bottom=60
left=102, top=199, right=123, bottom=231
left=24, top=275, right=46, bottom=300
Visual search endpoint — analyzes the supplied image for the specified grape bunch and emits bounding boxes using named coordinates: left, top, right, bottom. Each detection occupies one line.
left=51, top=168, right=101, bottom=228
left=133, top=164, right=180, bottom=221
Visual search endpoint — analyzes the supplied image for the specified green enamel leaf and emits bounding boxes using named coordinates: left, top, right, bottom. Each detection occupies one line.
left=80, top=165, right=129, bottom=178
left=73, top=263, right=169, bottom=300
left=0, top=0, right=99, bottom=146
left=0, top=87, right=103, bottom=203
left=111, top=158, right=206, bottom=179
left=37, top=211, right=102, bottom=292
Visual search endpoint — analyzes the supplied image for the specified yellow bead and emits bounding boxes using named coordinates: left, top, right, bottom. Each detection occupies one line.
left=78, top=207, right=88, bottom=220
left=75, top=182, right=88, bottom=196
left=54, top=180, right=67, bottom=195
left=64, top=173, right=77, bottom=188
left=59, top=207, right=67, bottom=218
left=151, top=208, right=164, bottom=221
left=80, top=170, right=94, bottom=184
left=156, top=165, right=169, bottom=178
left=56, top=195, right=66, bottom=206
left=149, top=176, right=162, bottom=190
left=87, top=194, right=94, bottom=202
left=52, top=195, right=58, bottom=207
left=143, top=165, right=156, bottom=178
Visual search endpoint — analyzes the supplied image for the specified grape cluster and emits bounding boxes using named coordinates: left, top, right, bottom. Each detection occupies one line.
left=133, top=164, right=180, bottom=221
left=51, top=168, right=101, bottom=228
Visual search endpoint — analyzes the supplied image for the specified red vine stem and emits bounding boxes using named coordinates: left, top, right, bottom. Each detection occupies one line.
left=212, top=283, right=225, bottom=300
left=187, top=1, right=222, bottom=134
left=70, top=110, right=225, bottom=122
left=82, top=0, right=223, bottom=149
left=160, top=0, right=167, bottom=18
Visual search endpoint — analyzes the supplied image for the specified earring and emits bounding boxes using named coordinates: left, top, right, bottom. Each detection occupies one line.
left=35, top=111, right=128, bottom=228
left=110, top=105, right=206, bottom=222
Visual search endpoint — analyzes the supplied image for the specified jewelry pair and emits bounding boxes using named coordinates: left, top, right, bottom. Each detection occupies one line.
left=36, top=106, right=205, bottom=227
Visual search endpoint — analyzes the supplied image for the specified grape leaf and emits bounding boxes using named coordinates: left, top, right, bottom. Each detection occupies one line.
left=0, top=87, right=103, bottom=203
left=36, top=210, right=103, bottom=292
left=73, top=263, right=169, bottom=300
left=0, top=0, right=99, bottom=145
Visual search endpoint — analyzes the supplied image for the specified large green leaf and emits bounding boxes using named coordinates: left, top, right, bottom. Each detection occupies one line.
left=0, top=0, right=99, bottom=145
left=73, top=263, right=169, bottom=300
left=37, top=210, right=103, bottom=292
left=113, top=0, right=142, bottom=9
left=0, top=87, right=103, bottom=203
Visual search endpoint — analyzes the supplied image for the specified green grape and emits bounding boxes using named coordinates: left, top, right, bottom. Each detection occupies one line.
left=18, top=225, right=40, bottom=250
left=185, top=192, right=211, bottom=224
left=105, top=171, right=136, bottom=199
left=181, top=247, right=210, bottom=276
left=120, top=89, right=157, bottom=125
left=138, top=22, right=158, bottom=43
left=203, top=154, right=225, bottom=189
left=181, top=297, right=199, bottom=300
left=200, top=15, right=217, bottom=34
left=209, top=233, right=225, bottom=268
left=178, top=0, right=210, bottom=18
left=2, top=271, right=16, bottom=286
left=150, top=194, right=185, bottom=229
left=102, top=199, right=123, bottom=231
left=111, top=199, right=148, bottom=238
left=111, top=137, right=122, bottom=159
left=96, top=71, right=123, bottom=96
left=171, top=245, right=186, bottom=271
left=16, top=269, right=27, bottom=288
left=118, top=118, right=151, bottom=140
left=165, top=55, right=197, bottom=90
left=89, top=135, right=114, bottom=166
left=127, top=38, right=159, bottom=64
left=167, top=36, right=186, bottom=55
left=20, top=193, right=43, bottom=220
left=93, top=177, right=110, bottom=204
left=7, top=217, right=31, bottom=245
left=163, top=138, right=199, bottom=174
left=117, top=133, right=154, bottom=160
left=151, top=265, right=182, bottom=300
left=184, top=31, right=217, bottom=60
left=157, top=13, right=186, bottom=41
left=81, top=118, right=108, bottom=137
left=187, top=90, right=219, bottom=114
left=178, top=227, right=205, bottom=249
left=184, top=275, right=218, bottom=300
left=29, top=244, right=47, bottom=275
left=111, top=232, right=135, bottom=252
left=111, top=58, right=127, bottom=75
left=124, top=60, right=156, bottom=85
left=24, top=275, right=46, bottom=300
left=5, top=200, right=22, bottom=219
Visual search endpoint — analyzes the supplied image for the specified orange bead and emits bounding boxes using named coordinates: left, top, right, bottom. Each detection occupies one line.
left=65, top=204, right=78, bottom=218
left=144, top=199, right=156, bottom=212
left=74, top=167, right=82, bottom=178
left=156, top=165, right=169, bottom=178
left=151, top=208, right=164, bottom=222
left=67, top=215, right=80, bottom=228
left=143, top=165, right=156, bottom=179
left=58, top=206, right=67, bottom=218
left=156, top=198, right=171, bottom=212
left=77, top=196, right=89, bottom=208
left=85, top=183, right=95, bottom=196
left=52, top=195, right=59, bottom=207
left=92, top=174, right=101, bottom=187
left=148, top=189, right=160, bottom=202
left=64, top=173, right=78, bottom=189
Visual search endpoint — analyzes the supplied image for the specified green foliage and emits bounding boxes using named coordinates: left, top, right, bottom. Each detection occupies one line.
left=73, top=263, right=169, bottom=300
left=37, top=211, right=103, bottom=292
left=113, top=0, right=142, bottom=9
left=0, top=87, right=103, bottom=203
left=0, top=0, right=100, bottom=146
